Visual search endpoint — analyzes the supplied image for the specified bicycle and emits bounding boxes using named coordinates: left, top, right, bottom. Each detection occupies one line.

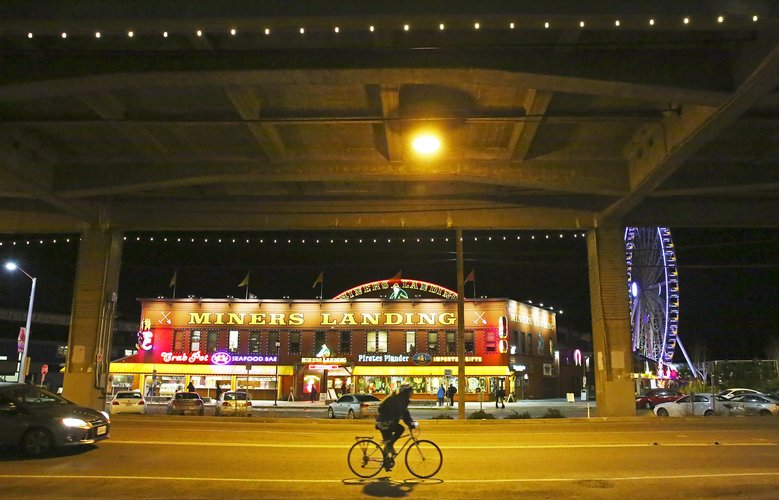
left=347, top=427, right=443, bottom=478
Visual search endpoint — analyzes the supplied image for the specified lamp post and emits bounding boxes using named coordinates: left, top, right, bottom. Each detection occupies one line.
left=5, top=262, right=37, bottom=384
left=273, top=341, right=280, bottom=407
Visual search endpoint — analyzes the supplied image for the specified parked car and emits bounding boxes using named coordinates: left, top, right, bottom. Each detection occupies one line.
left=327, top=393, right=381, bottom=419
left=721, top=394, right=779, bottom=416
left=166, top=392, right=204, bottom=416
left=0, top=382, right=110, bottom=457
left=109, top=391, right=146, bottom=415
left=716, top=388, right=765, bottom=400
left=635, top=388, right=685, bottom=409
left=215, top=391, right=252, bottom=417
left=654, top=393, right=728, bottom=417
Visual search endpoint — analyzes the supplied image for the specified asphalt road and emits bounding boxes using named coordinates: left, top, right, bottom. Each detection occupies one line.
left=1, top=414, right=778, bottom=499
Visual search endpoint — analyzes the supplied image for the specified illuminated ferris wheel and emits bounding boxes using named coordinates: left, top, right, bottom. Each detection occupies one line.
left=624, top=227, right=680, bottom=366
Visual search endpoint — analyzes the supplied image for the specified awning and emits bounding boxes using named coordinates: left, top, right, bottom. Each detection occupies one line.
left=109, top=362, right=294, bottom=376
left=352, top=365, right=510, bottom=377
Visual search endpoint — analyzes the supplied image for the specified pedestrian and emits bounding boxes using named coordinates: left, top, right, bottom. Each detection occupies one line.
left=495, top=384, right=506, bottom=409
left=437, top=385, right=445, bottom=406
left=310, top=385, right=319, bottom=403
left=446, top=384, right=457, bottom=406
left=187, top=380, right=196, bottom=393
left=215, top=384, right=223, bottom=401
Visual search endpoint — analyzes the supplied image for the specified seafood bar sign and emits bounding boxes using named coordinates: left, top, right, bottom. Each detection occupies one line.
left=159, top=350, right=277, bottom=365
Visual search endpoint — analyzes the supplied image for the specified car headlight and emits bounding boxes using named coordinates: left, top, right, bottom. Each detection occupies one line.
left=100, top=410, right=111, bottom=421
left=62, top=417, right=88, bottom=427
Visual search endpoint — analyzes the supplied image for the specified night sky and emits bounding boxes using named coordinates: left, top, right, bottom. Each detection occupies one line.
left=1, top=228, right=777, bottom=362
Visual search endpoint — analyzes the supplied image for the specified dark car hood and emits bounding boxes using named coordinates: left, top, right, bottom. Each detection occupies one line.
left=24, top=403, right=107, bottom=422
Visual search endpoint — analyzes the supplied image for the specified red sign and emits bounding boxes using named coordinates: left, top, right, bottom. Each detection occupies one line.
left=17, top=328, right=26, bottom=353
left=41, top=364, right=48, bottom=375
left=308, top=364, right=339, bottom=370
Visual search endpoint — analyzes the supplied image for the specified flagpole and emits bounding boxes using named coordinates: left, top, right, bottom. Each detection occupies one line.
left=319, top=281, right=324, bottom=301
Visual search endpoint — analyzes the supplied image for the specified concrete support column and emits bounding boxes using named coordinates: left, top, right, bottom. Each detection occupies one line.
left=62, top=227, right=123, bottom=410
left=586, top=226, right=634, bottom=417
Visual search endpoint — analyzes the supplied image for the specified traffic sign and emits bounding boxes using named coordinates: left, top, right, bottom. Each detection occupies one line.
left=41, top=364, right=48, bottom=375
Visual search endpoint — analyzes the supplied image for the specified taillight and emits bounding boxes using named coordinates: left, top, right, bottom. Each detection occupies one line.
left=360, top=403, right=368, bottom=409
left=223, top=402, right=230, bottom=407
left=112, top=401, right=119, bottom=405
left=138, top=400, right=145, bottom=405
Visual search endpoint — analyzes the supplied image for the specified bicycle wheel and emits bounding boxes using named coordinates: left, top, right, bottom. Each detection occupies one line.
left=347, top=439, right=384, bottom=478
left=405, top=439, right=443, bottom=478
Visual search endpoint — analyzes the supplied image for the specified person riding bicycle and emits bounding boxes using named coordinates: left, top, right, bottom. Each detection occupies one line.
left=375, top=384, right=417, bottom=459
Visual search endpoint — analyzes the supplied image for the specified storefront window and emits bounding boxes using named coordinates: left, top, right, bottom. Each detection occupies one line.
left=268, top=331, right=279, bottom=353
left=339, top=331, right=351, bottom=354
left=445, top=331, right=456, bottom=354
left=367, top=330, right=387, bottom=353
left=190, top=330, right=201, bottom=352
left=229, top=330, right=239, bottom=353
left=427, top=331, right=438, bottom=353
left=465, top=330, right=474, bottom=353
left=110, top=374, right=134, bottom=394
left=405, top=331, right=416, bottom=353
left=289, top=331, right=301, bottom=354
left=485, top=330, right=496, bottom=352
left=207, top=330, right=219, bottom=353
left=173, top=330, right=185, bottom=351
left=249, top=332, right=261, bottom=353
left=314, top=331, right=327, bottom=355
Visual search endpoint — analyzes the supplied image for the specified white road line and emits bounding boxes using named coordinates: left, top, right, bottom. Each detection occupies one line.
left=1, top=472, right=779, bottom=483
left=103, top=440, right=778, bottom=449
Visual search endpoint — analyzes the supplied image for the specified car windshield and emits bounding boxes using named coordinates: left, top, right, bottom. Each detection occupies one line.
left=176, top=392, right=200, bottom=400
left=0, top=385, right=71, bottom=407
left=116, top=392, right=142, bottom=399
left=225, top=393, right=248, bottom=401
left=354, top=395, right=379, bottom=402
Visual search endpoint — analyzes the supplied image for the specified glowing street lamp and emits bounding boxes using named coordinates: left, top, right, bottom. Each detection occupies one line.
left=5, top=262, right=37, bottom=383
left=412, top=133, right=441, bottom=156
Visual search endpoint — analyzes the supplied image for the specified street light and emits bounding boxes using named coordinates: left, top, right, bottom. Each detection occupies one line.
left=5, top=262, right=37, bottom=384
left=273, top=341, right=280, bottom=407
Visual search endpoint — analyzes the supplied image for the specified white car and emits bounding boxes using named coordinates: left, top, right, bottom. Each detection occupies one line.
left=215, top=391, right=253, bottom=417
left=716, top=388, right=765, bottom=400
left=654, top=393, right=726, bottom=417
left=109, top=391, right=147, bottom=415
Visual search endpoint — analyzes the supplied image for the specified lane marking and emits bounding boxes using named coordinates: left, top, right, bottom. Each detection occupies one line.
left=103, top=440, right=778, bottom=449
left=1, top=472, right=779, bottom=484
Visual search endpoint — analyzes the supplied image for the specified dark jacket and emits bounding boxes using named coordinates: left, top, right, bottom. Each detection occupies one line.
left=376, top=390, right=414, bottom=426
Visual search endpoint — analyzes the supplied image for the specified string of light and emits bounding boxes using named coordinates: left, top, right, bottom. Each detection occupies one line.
left=16, top=14, right=763, bottom=40
left=0, top=232, right=589, bottom=247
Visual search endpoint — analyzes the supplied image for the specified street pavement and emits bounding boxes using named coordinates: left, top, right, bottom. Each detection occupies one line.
left=3, top=415, right=778, bottom=499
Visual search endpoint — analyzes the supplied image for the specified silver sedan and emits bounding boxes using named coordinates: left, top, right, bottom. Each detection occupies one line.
left=327, top=394, right=380, bottom=419
left=721, top=394, right=779, bottom=416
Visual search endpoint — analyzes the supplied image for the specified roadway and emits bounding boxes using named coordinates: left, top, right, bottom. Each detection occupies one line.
left=1, top=413, right=778, bottom=499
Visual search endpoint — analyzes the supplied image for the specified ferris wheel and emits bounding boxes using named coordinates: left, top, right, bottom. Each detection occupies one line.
left=624, top=227, right=680, bottom=365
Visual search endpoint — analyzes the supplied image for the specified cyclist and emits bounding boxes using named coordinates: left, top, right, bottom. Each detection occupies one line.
left=375, top=384, right=417, bottom=467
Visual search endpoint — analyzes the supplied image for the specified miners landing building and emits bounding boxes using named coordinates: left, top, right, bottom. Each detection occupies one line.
left=110, top=278, right=558, bottom=401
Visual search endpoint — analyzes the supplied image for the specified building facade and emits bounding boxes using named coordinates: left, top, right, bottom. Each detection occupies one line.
left=110, top=279, right=558, bottom=401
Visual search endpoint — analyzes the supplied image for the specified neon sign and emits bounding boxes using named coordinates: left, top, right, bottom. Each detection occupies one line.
left=211, top=351, right=277, bottom=365
left=136, top=330, right=153, bottom=351
left=161, top=351, right=209, bottom=363
left=333, top=278, right=457, bottom=300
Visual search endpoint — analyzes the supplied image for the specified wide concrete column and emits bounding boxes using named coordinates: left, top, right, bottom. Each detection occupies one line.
left=62, top=227, right=123, bottom=410
left=586, top=226, right=634, bottom=417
